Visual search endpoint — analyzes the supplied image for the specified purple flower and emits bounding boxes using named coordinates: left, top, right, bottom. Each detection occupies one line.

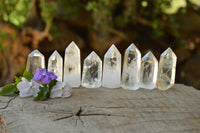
left=33, top=68, right=57, bottom=84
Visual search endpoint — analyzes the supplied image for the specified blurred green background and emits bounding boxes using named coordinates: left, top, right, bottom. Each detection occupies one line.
left=0, top=0, right=200, bottom=89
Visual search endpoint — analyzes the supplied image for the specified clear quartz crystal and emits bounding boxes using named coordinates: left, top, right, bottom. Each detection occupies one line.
left=26, top=49, right=45, bottom=74
left=48, top=50, right=63, bottom=81
left=121, top=43, right=141, bottom=90
left=102, top=44, right=121, bottom=88
left=157, top=47, right=177, bottom=91
left=64, top=41, right=81, bottom=87
left=82, top=51, right=102, bottom=88
left=140, top=51, right=158, bottom=89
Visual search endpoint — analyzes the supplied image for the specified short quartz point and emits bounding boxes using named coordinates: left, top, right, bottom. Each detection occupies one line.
left=102, top=44, right=121, bottom=88
left=48, top=50, right=63, bottom=81
left=82, top=51, right=102, bottom=88
left=26, top=49, right=45, bottom=74
left=157, top=47, right=177, bottom=91
left=121, top=43, right=141, bottom=90
left=64, top=41, right=81, bottom=87
left=140, top=51, right=158, bottom=89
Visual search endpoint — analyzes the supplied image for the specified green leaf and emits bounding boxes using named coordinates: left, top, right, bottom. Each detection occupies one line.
left=48, top=79, right=57, bottom=97
left=23, top=70, right=34, bottom=81
left=49, top=79, right=57, bottom=91
left=34, top=86, right=49, bottom=101
left=15, top=76, right=21, bottom=84
left=0, top=84, right=18, bottom=95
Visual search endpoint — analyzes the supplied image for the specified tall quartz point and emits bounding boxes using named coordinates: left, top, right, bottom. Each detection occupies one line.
left=26, top=49, right=45, bottom=74
left=64, top=41, right=81, bottom=87
left=140, top=51, right=158, bottom=89
left=82, top=51, right=102, bottom=88
left=48, top=50, right=63, bottom=81
left=121, top=43, right=141, bottom=90
left=102, top=44, right=121, bottom=88
left=157, top=47, right=177, bottom=91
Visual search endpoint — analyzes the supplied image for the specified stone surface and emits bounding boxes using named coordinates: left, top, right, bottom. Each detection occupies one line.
left=26, top=49, right=45, bottom=74
left=64, top=41, right=81, bottom=87
left=82, top=51, right=102, bottom=88
left=102, top=45, right=121, bottom=88
left=121, top=43, right=141, bottom=90
left=157, top=48, right=177, bottom=91
left=48, top=50, right=63, bottom=81
left=1, top=84, right=200, bottom=133
left=140, top=51, right=158, bottom=89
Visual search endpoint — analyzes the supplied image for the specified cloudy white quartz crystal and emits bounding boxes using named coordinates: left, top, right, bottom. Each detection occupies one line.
left=48, top=50, right=63, bottom=81
left=50, top=81, right=72, bottom=98
left=140, top=51, right=158, bottom=89
left=82, top=51, right=102, bottom=88
left=26, top=49, right=45, bottom=74
left=157, top=47, right=177, bottom=91
left=64, top=41, right=81, bottom=87
left=121, top=43, right=141, bottom=90
left=102, top=45, right=121, bottom=88
left=17, top=77, right=40, bottom=97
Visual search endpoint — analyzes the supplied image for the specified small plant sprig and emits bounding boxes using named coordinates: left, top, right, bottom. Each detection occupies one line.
left=0, top=68, right=72, bottom=101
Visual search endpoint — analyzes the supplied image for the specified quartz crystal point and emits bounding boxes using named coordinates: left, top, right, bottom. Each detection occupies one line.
left=82, top=51, right=102, bottom=88
left=121, top=43, right=141, bottom=90
left=64, top=41, right=81, bottom=87
left=26, top=49, right=45, bottom=74
left=48, top=50, right=63, bottom=81
left=140, top=51, right=158, bottom=89
left=157, top=47, right=177, bottom=91
left=102, top=45, right=121, bottom=88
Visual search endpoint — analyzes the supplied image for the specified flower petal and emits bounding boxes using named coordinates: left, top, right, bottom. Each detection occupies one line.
left=40, top=75, right=51, bottom=84
left=32, top=68, right=46, bottom=81
left=47, top=71, right=57, bottom=80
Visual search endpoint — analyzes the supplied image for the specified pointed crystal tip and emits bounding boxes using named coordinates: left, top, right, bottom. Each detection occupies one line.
left=105, top=44, right=120, bottom=57
left=49, top=50, right=62, bottom=60
left=29, top=49, right=43, bottom=57
left=110, top=44, right=118, bottom=50
left=126, top=43, right=139, bottom=52
left=142, top=51, right=157, bottom=61
left=69, top=41, right=76, bottom=46
left=51, top=50, right=61, bottom=57
left=87, top=51, right=100, bottom=59
left=65, top=41, right=79, bottom=52
left=161, top=47, right=177, bottom=59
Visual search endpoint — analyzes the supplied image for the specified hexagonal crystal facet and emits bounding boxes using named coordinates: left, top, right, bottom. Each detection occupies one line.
left=48, top=50, right=63, bottom=81
left=157, top=47, right=177, bottom=91
left=82, top=51, right=102, bottom=88
left=102, top=45, right=121, bottom=88
left=26, top=49, right=45, bottom=74
left=64, top=41, right=81, bottom=87
left=140, top=51, right=158, bottom=89
left=121, top=43, right=141, bottom=90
